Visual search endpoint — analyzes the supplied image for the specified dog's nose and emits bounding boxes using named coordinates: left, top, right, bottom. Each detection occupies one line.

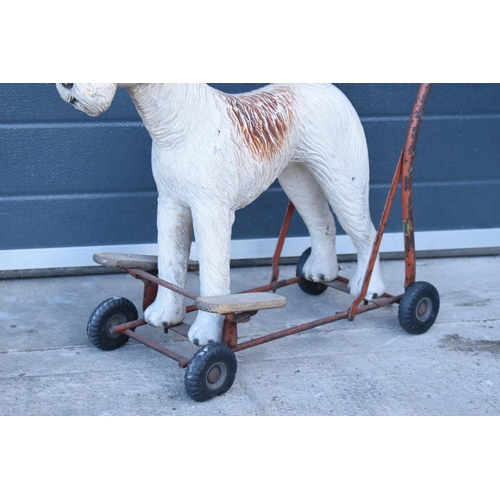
left=61, top=83, right=74, bottom=89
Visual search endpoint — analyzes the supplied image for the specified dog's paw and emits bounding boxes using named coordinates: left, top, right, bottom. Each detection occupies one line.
left=348, top=266, right=385, bottom=300
left=188, top=312, right=224, bottom=346
left=302, top=249, right=339, bottom=283
left=144, top=295, right=185, bottom=329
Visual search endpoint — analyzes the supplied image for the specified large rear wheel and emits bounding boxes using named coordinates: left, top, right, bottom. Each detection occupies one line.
left=398, top=282, right=439, bottom=334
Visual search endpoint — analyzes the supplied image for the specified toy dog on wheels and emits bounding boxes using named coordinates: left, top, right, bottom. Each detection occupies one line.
left=57, top=83, right=385, bottom=347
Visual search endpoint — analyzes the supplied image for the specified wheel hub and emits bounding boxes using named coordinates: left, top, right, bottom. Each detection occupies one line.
left=105, top=314, right=127, bottom=338
left=207, top=366, right=221, bottom=384
left=416, top=297, right=432, bottom=322
left=205, top=362, right=227, bottom=390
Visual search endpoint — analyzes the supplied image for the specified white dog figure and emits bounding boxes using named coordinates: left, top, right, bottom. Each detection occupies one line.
left=56, top=83, right=385, bottom=346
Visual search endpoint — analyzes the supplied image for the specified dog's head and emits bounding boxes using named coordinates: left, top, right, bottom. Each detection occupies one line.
left=56, top=83, right=118, bottom=117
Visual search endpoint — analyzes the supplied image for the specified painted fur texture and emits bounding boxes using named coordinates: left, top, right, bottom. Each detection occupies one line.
left=56, top=83, right=385, bottom=345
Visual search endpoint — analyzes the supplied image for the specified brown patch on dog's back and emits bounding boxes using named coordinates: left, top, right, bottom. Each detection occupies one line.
left=224, top=87, right=295, bottom=161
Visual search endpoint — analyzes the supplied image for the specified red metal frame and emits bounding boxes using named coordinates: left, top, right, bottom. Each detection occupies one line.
left=109, top=84, right=433, bottom=369
left=401, top=83, right=433, bottom=288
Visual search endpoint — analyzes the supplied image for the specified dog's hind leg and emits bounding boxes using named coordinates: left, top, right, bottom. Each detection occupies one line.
left=316, top=163, right=385, bottom=300
left=278, top=163, right=339, bottom=283
left=144, top=199, right=192, bottom=329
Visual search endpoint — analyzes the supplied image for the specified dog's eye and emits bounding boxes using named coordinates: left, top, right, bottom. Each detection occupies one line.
left=62, top=83, right=74, bottom=89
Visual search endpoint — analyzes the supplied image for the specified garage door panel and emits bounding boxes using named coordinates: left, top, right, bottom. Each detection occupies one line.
left=413, top=118, right=500, bottom=183
left=227, top=179, right=500, bottom=241
left=365, top=116, right=500, bottom=185
left=1, top=125, right=154, bottom=196
left=368, top=182, right=500, bottom=234
left=417, top=83, right=500, bottom=115
left=0, top=193, right=157, bottom=250
left=412, top=181, right=500, bottom=231
left=1, top=83, right=500, bottom=265
left=340, top=83, right=500, bottom=117
left=337, top=83, right=421, bottom=117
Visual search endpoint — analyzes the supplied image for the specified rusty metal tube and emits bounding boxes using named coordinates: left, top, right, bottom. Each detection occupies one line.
left=402, top=83, right=433, bottom=288
left=110, top=318, right=147, bottom=333
left=233, top=294, right=402, bottom=352
left=128, top=268, right=199, bottom=301
left=270, top=201, right=295, bottom=284
left=245, top=276, right=303, bottom=293
left=348, top=153, right=403, bottom=320
left=120, top=328, right=190, bottom=367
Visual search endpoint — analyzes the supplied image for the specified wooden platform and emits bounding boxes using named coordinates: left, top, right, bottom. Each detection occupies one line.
left=93, top=252, right=199, bottom=272
left=195, top=292, right=287, bottom=314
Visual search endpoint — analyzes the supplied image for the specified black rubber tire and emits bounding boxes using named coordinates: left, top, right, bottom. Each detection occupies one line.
left=398, top=281, right=440, bottom=334
left=296, top=247, right=328, bottom=296
left=184, top=342, right=237, bottom=402
left=87, top=297, right=138, bottom=351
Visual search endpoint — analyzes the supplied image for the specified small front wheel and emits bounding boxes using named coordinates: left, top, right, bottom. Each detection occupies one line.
left=87, top=297, right=138, bottom=351
left=184, top=342, right=237, bottom=402
left=296, top=247, right=328, bottom=296
left=398, top=282, right=440, bottom=334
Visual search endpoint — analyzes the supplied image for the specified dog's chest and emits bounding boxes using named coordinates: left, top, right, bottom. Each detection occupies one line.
left=150, top=130, right=293, bottom=207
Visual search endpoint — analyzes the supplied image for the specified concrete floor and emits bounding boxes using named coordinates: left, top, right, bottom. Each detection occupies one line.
left=1, top=255, right=499, bottom=415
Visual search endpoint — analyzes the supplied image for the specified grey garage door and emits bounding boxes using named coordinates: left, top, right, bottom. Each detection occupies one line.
left=1, top=83, right=500, bottom=272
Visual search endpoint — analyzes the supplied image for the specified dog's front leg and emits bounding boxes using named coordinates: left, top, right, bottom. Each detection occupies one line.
left=187, top=204, right=235, bottom=346
left=144, top=198, right=192, bottom=329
